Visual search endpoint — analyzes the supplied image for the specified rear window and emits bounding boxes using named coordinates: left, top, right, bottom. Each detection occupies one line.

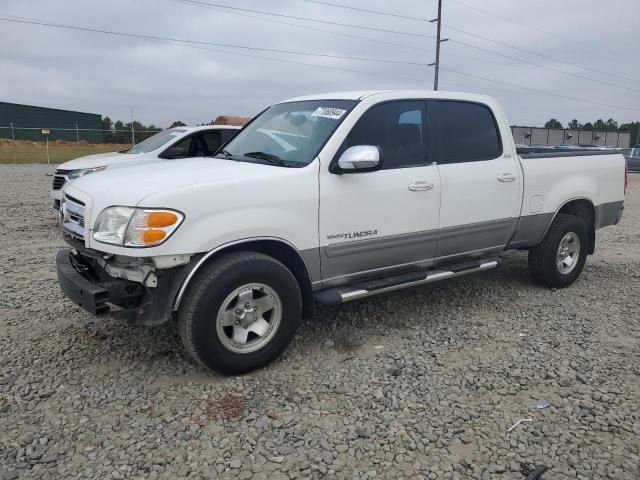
left=433, top=101, right=502, bottom=163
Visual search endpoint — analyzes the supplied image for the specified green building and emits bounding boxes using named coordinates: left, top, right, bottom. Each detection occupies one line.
left=0, top=101, right=103, bottom=143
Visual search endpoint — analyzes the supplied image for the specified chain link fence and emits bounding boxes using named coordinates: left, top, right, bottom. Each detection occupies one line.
left=0, top=127, right=162, bottom=164
left=1, top=124, right=633, bottom=164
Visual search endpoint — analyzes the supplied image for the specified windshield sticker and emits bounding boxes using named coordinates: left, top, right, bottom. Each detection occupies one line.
left=312, top=107, right=347, bottom=120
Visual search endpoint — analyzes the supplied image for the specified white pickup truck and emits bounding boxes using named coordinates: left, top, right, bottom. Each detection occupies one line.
left=51, top=125, right=241, bottom=209
left=56, top=90, right=626, bottom=374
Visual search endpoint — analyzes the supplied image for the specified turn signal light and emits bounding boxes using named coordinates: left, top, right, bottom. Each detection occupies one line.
left=147, top=211, right=179, bottom=228
left=142, top=229, right=167, bottom=244
left=123, top=208, right=184, bottom=247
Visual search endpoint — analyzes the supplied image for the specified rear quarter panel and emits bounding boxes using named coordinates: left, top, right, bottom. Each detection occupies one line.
left=519, top=153, right=625, bottom=215
left=510, top=153, right=625, bottom=247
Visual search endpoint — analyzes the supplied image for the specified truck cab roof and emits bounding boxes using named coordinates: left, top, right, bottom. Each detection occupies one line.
left=283, top=89, right=495, bottom=103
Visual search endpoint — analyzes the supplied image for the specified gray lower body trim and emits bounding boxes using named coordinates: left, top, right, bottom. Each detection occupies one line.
left=321, top=230, right=438, bottom=288
left=435, top=218, right=517, bottom=258
left=300, top=247, right=322, bottom=284
left=507, top=212, right=554, bottom=248
left=319, top=218, right=518, bottom=288
left=596, top=200, right=624, bottom=229
left=508, top=200, right=624, bottom=249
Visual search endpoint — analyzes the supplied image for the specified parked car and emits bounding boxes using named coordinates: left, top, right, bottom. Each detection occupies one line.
left=625, top=147, right=640, bottom=172
left=51, top=125, right=241, bottom=209
left=55, top=90, right=626, bottom=374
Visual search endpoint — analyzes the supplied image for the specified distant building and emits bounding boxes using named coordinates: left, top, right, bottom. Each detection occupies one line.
left=212, top=115, right=251, bottom=126
left=0, top=101, right=102, bottom=143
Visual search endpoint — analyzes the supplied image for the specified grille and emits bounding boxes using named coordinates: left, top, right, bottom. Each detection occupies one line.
left=52, top=170, right=69, bottom=190
left=61, top=194, right=86, bottom=240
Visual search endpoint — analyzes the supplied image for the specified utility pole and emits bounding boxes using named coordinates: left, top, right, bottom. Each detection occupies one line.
left=429, top=0, right=447, bottom=91
left=130, top=106, right=136, bottom=145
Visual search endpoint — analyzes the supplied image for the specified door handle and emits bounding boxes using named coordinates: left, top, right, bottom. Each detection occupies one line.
left=497, top=173, right=516, bottom=182
left=408, top=181, right=434, bottom=192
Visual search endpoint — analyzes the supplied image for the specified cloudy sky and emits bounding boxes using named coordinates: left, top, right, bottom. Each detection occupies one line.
left=1, top=0, right=638, bottom=128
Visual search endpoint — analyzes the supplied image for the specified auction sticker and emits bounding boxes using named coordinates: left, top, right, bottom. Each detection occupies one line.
left=311, top=107, right=347, bottom=120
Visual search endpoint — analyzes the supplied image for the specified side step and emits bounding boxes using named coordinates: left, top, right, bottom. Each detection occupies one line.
left=315, top=258, right=499, bottom=305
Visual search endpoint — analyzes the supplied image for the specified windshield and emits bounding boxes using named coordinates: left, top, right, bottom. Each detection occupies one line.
left=126, top=128, right=187, bottom=154
left=219, top=100, right=357, bottom=167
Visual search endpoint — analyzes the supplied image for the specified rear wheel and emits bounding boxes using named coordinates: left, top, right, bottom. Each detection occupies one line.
left=528, top=213, right=588, bottom=288
left=178, top=252, right=301, bottom=374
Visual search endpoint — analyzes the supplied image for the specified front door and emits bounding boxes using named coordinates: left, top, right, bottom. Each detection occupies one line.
left=318, top=100, right=441, bottom=287
left=430, top=99, right=521, bottom=259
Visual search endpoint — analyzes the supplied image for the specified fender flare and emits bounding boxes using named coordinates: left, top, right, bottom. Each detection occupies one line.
left=172, top=236, right=314, bottom=311
left=539, top=197, right=596, bottom=242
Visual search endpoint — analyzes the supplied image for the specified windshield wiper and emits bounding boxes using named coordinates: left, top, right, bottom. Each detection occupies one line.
left=218, top=149, right=232, bottom=159
left=243, top=151, right=289, bottom=167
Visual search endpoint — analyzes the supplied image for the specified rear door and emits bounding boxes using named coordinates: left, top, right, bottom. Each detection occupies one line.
left=430, top=99, right=521, bottom=259
left=318, top=100, right=441, bottom=286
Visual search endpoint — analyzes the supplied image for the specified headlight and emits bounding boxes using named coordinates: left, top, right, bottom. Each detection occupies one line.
left=67, top=166, right=106, bottom=179
left=93, top=207, right=184, bottom=247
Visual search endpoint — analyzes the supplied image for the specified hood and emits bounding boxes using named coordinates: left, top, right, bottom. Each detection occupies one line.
left=67, top=157, right=289, bottom=208
left=58, top=151, right=144, bottom=170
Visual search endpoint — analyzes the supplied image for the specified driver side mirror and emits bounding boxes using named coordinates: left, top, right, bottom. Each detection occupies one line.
left=160, top=146, right=187, bottom=159
left=333, top=145, right=382, bottom=174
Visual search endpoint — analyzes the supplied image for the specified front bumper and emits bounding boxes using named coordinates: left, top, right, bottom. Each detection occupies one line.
left=56, top=249, right=143, bottom=316
left=56, top=249, right=191, bottom=325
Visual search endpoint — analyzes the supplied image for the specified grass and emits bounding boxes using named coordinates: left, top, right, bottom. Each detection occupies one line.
left=0, top=141, right=130, bottom=164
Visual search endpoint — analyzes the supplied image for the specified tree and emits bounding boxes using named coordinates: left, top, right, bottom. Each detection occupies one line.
left=101, top=116, right=115, bottom=143
left=567, top=119, right=582, bottom=129
left=544, top=118, right=563, bottom=129
left=582, top=122, right=594, bottom=130
left=113, top=120, right=129, bottom=144
left=605, top=119, right=618, bottom=131
left=594, top=119, right=607, bottom=131
left=169, top=121, right=186, bottom=128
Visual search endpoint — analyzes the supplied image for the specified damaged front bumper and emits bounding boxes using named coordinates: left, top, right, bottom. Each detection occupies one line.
left=56, top=249, right=194, bottom=325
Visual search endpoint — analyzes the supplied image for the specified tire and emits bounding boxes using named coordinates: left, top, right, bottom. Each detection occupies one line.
left=178, top=252, right=302, bottom=374
left=528, top=213, right=588, bottom=288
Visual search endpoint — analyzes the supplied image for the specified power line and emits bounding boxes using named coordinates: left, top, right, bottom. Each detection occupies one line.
left=302, top=0, right=429, bottom=22
left=178, top=1, right=635, bottom=94
left=448, top=0, right=574, bottom=40
left=448, top=39, right=640, bottom=94
left=184, top=2, right=434, bottom=55
left=0, top=13, right=546, bottom=102
left=297, top=0, right=640, bottom=85
left=2, top=13, right=638, bottom=113
left=442, top=23, right=639, bottom=84
left=0, top=17, right=431, bottom=66
left=441, top=67, right=640, bottom=112
left=175, top=0, right=435, bottom=39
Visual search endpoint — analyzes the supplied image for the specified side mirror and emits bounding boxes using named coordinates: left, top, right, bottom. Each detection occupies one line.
left=160, top=146, right=187, bottom=159
left=334, top=145, right=382, bottom=174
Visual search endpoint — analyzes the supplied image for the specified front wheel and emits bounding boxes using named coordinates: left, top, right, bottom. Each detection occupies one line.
left=528, top=213, right=588, bottom=288
left=178, top=252, right=302, bottom=374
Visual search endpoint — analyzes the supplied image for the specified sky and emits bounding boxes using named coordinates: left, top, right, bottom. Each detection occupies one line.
left=1, top=0, right=639, bottom=128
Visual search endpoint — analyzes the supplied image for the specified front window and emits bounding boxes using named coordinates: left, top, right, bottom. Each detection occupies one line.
left=125, top=128, right=187, bottom=154
left=219, top=100, right=357, bottom=167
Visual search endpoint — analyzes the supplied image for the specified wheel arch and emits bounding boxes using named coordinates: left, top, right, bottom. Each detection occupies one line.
left=546, top=198, right=596, bottom=254
left=173, top=237, right=317, bottom=317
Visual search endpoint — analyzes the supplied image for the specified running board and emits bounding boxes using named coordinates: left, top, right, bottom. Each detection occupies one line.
left=315, top=259, right=499, bottom=305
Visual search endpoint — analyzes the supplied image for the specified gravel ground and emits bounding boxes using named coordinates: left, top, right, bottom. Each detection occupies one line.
left=1, top=164, right=639, bottom=480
